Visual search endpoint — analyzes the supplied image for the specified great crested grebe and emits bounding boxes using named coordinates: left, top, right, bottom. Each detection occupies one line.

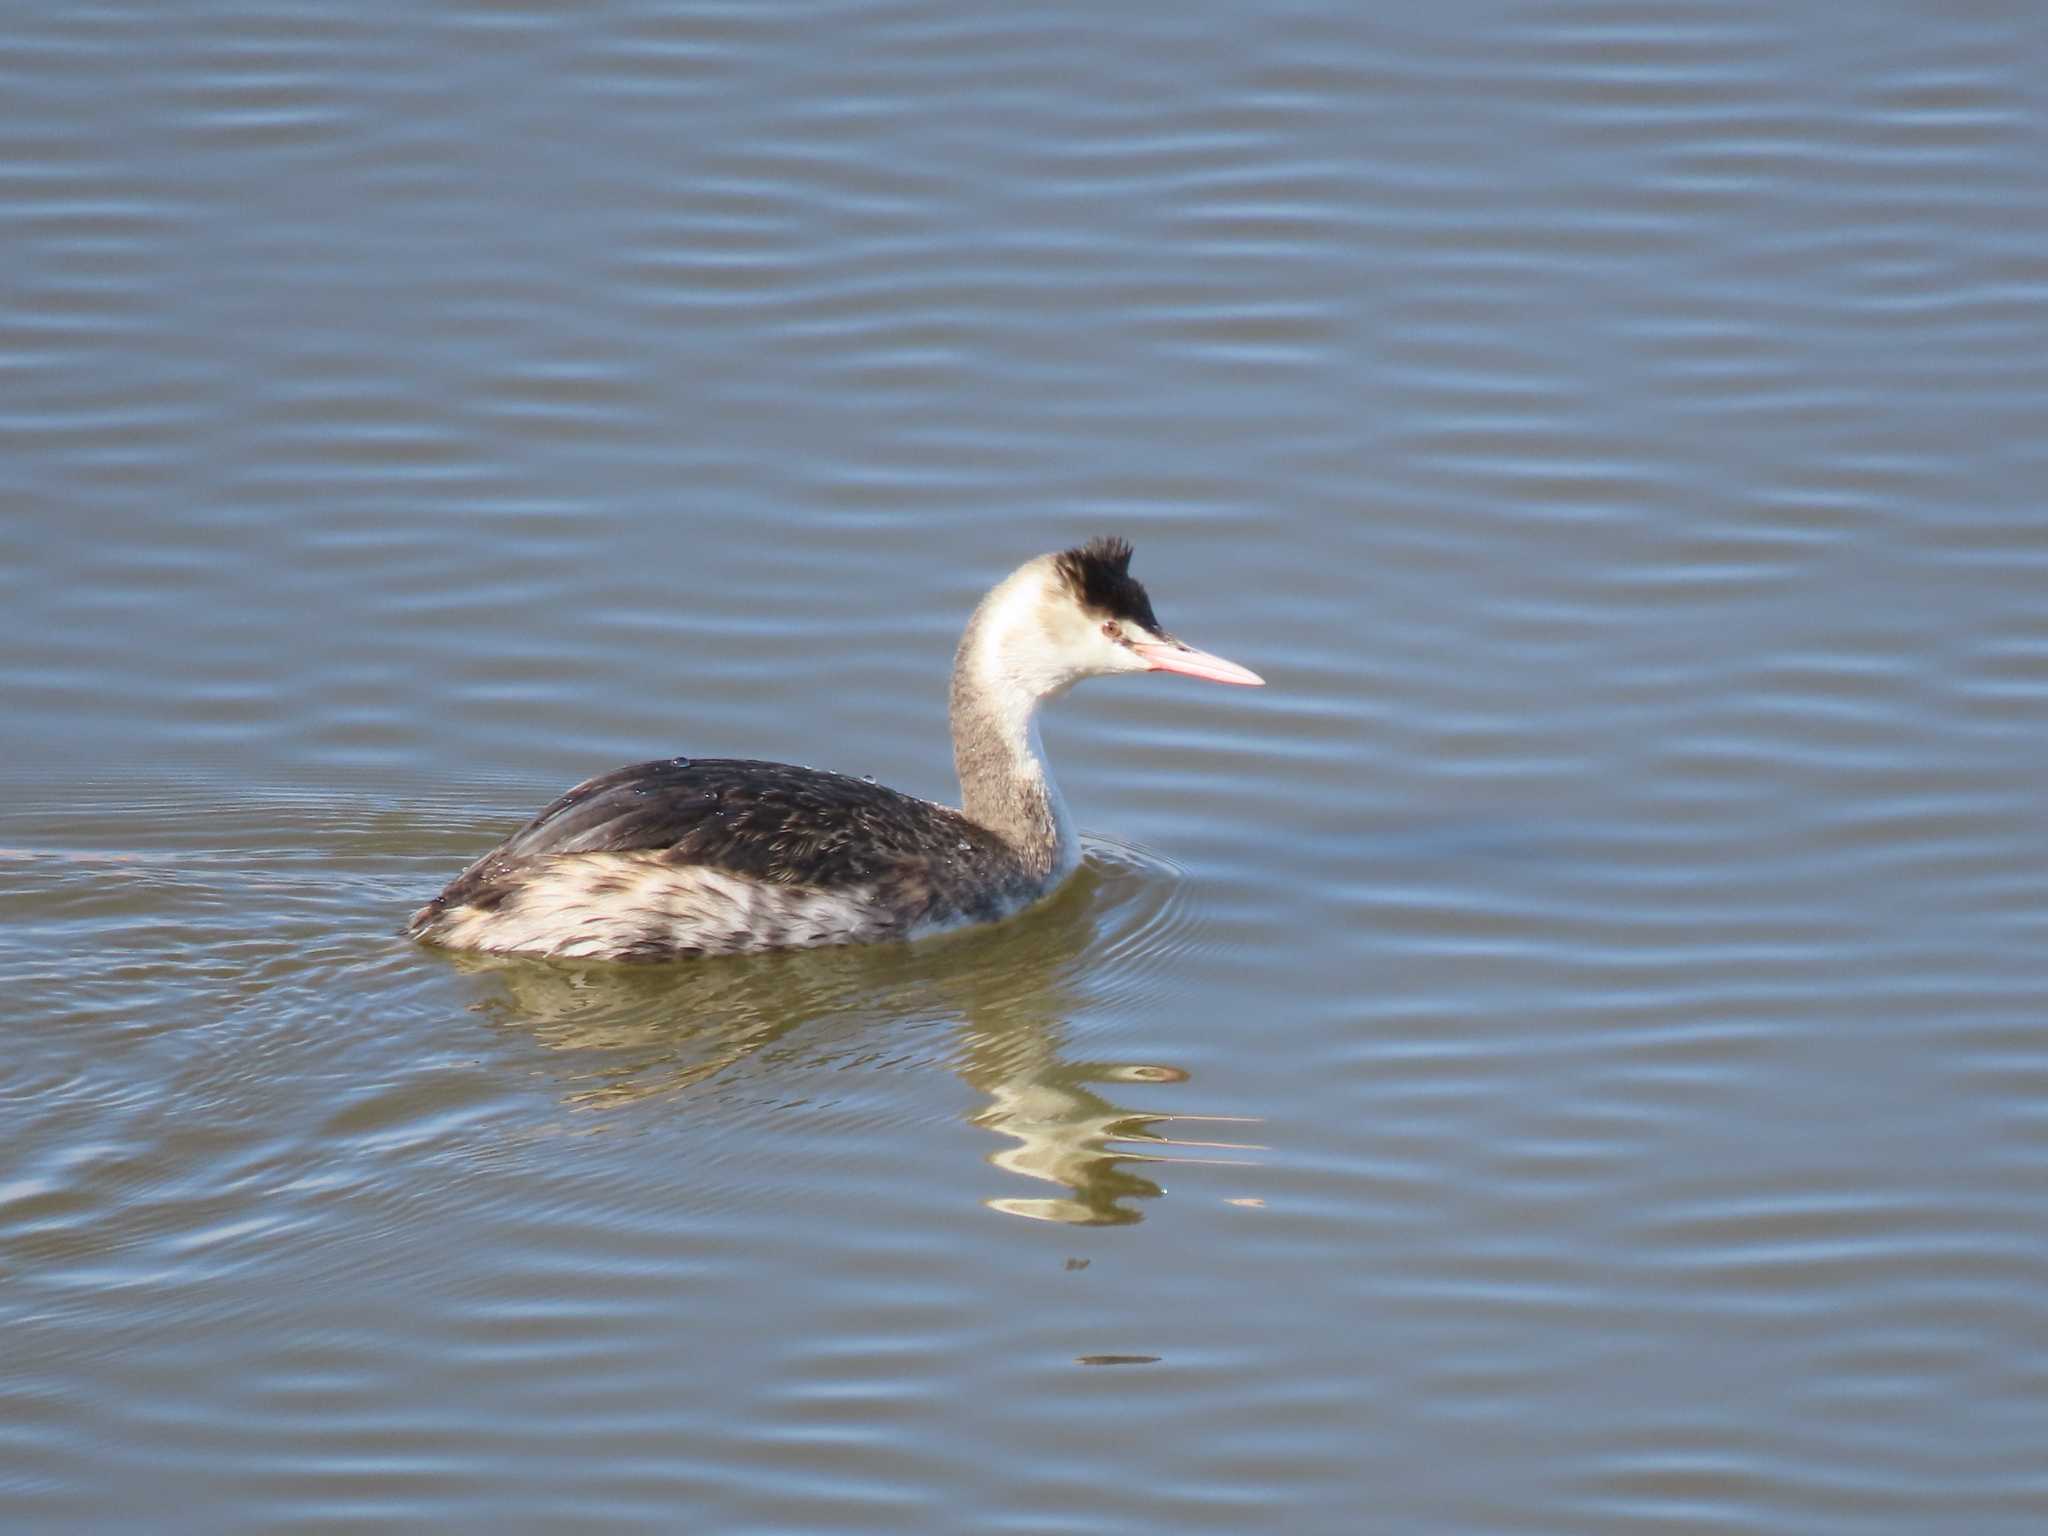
left=409, top=538, right=1262, bottom=961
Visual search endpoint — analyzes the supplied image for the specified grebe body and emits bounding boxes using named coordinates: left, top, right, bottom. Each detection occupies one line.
left=409, top=539, right=1260, bottom=961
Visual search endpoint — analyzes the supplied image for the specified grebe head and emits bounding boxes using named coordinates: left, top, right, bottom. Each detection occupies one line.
left=965, top=536, right=1265, bottom=705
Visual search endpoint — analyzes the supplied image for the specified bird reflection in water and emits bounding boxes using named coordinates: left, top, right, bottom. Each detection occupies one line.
left=451, top=848, right=1263, bottom=1226
left=960, top=1047, right=1262, bottom=1227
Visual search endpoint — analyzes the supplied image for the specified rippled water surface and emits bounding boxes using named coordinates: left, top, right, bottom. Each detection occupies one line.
left=5, top=2, right=2048, bottom=1530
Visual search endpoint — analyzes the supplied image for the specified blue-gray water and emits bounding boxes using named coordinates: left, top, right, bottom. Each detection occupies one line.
left=4, top=2, right=2047, bottom=1531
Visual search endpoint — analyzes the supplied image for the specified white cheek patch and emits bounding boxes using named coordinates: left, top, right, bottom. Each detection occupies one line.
left=974, top=567, right=1062, bottom=701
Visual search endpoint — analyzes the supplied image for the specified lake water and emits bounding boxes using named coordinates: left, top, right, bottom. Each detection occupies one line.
left=4, top=2, right=2047, bottom=1530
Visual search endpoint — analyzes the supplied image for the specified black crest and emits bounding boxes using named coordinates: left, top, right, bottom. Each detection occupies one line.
left=1052, top=536, right=1162, bottom=633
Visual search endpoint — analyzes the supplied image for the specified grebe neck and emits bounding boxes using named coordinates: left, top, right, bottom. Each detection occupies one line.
left=949, top=571, right=1077, bottom=882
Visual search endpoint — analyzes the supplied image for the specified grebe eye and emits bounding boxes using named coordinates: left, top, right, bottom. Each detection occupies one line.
left=1102, top=620, right=1122, bottom=640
